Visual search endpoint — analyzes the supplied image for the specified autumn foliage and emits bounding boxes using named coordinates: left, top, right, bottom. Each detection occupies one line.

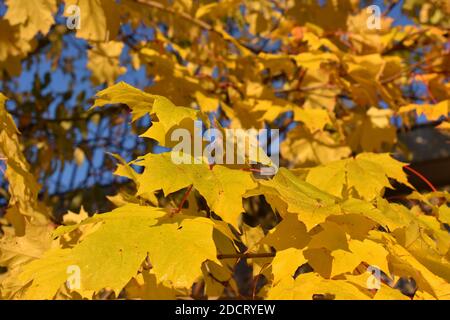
left=0, top=0, right=449, bottom=300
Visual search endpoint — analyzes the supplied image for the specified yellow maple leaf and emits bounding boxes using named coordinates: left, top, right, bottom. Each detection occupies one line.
left=124, top=270, right=179, bottom=300
left=306, top=153, right=413, bottom=200
left=195, top=91, right=219, bottom=113
left=293, top=107, right=332, bottom=133
left=270, top=248, right=307, bottom=284
left=267, top=272, right=370, bottom=300
left=0, top=20, right=32, bottom=70
left=0, top=93, right=49, bottom=233
left=64, top=0, right=120, bottom=42
left=399, top=100, right=449, bottom=122
left=140, top=97, right=199, bottom=147
left=20, top=204, right=222, bottom=298
left=262, top=213, right=310, bottom=251
left=4, top=0, right=57, bottom=40
left=281, top=126, right=351, bottom=166
left=135, top=153, right=257, bottom=228
left=87, top=41, right=126, bottom=86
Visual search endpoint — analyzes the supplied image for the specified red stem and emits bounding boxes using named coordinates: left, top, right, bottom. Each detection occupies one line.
left=174, top=184, right=193, bottom=214
left=404, top=165, right=437, bottom=192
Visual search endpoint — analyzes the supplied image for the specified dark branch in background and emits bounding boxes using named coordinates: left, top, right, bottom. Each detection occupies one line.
left=7, top=105, right=126, bottom=124
left=382, top=0, right=400, bottom=17
left=382, top=28, right=429, bottom=55
left=134, top=0, right=260, bottom=54
left=381, top=53, right=446, bottom=84
left=217, top=252, right=275, bottom=260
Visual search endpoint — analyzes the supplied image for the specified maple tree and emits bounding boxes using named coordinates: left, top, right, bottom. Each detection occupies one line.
left=0, top=0, right=449, bottom=300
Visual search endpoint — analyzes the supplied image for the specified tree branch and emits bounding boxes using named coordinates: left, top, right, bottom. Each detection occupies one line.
left=217, top=252, right=275, bottom=260
left=134, top=0, right=258, bottom=55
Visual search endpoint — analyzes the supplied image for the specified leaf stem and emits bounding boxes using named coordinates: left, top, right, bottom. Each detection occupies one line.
left=174, top=184, right=193, bottom=214
left=217, top=252, right=275, bottom=260
left=404, top=165, right=437, bottom=192
left=135, top=0, right=258, bottom=55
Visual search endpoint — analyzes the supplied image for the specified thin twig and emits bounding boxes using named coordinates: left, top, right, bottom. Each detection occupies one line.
left=135, top=0, right=257, bottom=55
left=381, top=54, right=446, bottom=84
left=382, top=0, right=399, bottom=16
left=172, top=184, right=193, bottom=215
left=275, top=83, right=337, bottom=94
left=217, top=252, right=275, bottom=260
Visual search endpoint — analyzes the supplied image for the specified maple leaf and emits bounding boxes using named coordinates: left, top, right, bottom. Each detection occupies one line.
left=438, top=205, right=450, bottom=225
left=383, top=237, right=450, bottom=299
left=281, top=126, right=351, bottom=166
left=345, top=274, right=409, bottom=300
left=64, top=0, right=120, bottom=42
left=270, top=247, right=306, bottom=285
left=0, top=93, right=49, bottom=233
left=345, top=108, right=397, bottom=152
left=93, top=82, right=200, bottom=146
left=87, top=41, right=126, bottom=86
left=124, top=270, right=179, bottom=300
left=399, top=100, right=449, bottom=122
left=195, top=91, right=220, bottom=113
left=135, top=152, right=257, bottom=228
left=20, top=204, right=223, bottom=298
left=4, top=0, right=57, bottom=40
left=267, top=272, right=370, bottom=300
left=261, top=213, right=310, bottom=251
left=140, top=97, right=199, bottom=147
left=293, top=107, right=332, bottom=133
left=0, top=222, right=54, bottom=299
left=0, top=19, right=32, bottom=65
left=0, top=223, right=53, bottom=271
left=247, top=167, right=337, bottom=230
left=92, top=82, right=155, bottom=119
left=306, top=153, right=413, bottom=200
